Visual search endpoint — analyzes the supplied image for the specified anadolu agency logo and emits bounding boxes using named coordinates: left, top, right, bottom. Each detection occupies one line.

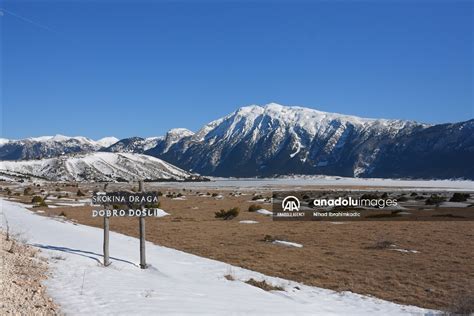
left=282, top=196, right=301, bottom=211
left=275, top=195, right=305, bottom=219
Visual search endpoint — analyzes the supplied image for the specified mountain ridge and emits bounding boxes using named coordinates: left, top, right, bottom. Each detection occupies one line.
left=0, top=152, right=201, bottom=182
left=1, top=103, right=472, bottom=179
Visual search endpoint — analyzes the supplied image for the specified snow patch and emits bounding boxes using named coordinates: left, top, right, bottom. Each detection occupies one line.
left=273, top=240, right=303, bottom=248
left=256, top=209, right=273, bottom=216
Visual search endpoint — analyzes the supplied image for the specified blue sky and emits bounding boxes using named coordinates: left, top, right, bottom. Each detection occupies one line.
left=1, top=0, right=473, bottom=139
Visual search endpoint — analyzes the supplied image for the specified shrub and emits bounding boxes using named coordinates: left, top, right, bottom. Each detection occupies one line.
left=252, top=194, right=264, bottom=201
left=263, top=234, right=275, bottom=242
left=23, top=187, right=32, bottom=195
left=449, top=193, right=470, bottom=202
left=410, top=192, right=418, bottom=196
left=31, top=196, right=43, bottom=203
left=211, top=193, right=219, bottom=197
left=77, top=189, right=86, bottom=197
left=145, top=202, right=161, bottom=209
left=371, top=239, right=394, bottom=249
left=248, top=204, right=262, bottom=212
left=55, top=187, right=61, bottom=192
left=215, top=207, right=239, bottom=220
left=425, top=194, right=446, bottom=206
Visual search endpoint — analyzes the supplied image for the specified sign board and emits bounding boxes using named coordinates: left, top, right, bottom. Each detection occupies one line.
left=93, top=191, right=159, bottom=207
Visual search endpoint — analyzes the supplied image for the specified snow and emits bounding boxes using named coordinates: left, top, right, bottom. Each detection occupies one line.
left=0, top=138, right=10, bottom=145
left=0, top=199, right=434, bottom=315
left=53, top=203, right=86, bottom=207
left=290, top=141, right=302, bottom=158
left=239, top=220, right=259, bottom=224
left=149, top=176, right=474, bottom=191
left=273, top=240, right=303, bottom=248
left=0, top=152, right=193, bottom=182
left=2, top=135, right=118, bottom=150
left=390, top=249, right=420, bottom=254
left=154, top=208, right=170, bottom=217
left=167, top=128, right=194, bottom=138
left=96, top=137, right=119, bottom=148
left=256, top=209, right=273, bottom=216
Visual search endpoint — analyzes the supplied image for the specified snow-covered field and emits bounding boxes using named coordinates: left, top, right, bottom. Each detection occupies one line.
left=0, top=199, right=436, bottom=315
left=149, top=176, right=474, bottom=191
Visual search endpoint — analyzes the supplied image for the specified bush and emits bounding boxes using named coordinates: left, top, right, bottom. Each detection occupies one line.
left=425, top=194, right=446, bottom=206
left=263, top=234, right=275, bottom=242
left=31, top=196, right=43, bottom=203
left=450, top=193, right=470, bottom=202
left=211, top=193, right=219, bottom=197
left=77, top=189, right=85, bottom=197
left=215, top=207, right=239, bottom=220
left=248, top=204, right=262, bottom=212
left=252, top=194, right=264, bottom=201
left=145, top=202, right=161, bottom=209
left=370, top=239, right=394, bottom=249
left=23, top=187, right=32, bottom=195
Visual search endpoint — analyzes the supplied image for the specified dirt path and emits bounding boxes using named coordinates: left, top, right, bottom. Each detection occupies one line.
left=0, top=231, right=59, bottom=315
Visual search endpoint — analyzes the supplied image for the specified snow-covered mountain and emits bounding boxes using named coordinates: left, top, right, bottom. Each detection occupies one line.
left=1, top=104, right=473, bottom=179
left=0, top=152, right=199, bottom=182
left=104, top=137, right=162, bottom=154
left=144, top=103, right=473, bottom=179
left=0, top=135, right=119, bottom=160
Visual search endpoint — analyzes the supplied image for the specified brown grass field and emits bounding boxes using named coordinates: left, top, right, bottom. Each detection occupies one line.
left=2, top=181, right=474, bottom=311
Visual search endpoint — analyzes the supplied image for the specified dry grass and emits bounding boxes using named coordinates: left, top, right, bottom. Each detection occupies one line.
left=245, top=278, right=284, bottom=291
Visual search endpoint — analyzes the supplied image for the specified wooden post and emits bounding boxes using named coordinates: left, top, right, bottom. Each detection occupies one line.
left=103, top=183, right=110, bottom=267
left=138, top=180, right=147, bottom=269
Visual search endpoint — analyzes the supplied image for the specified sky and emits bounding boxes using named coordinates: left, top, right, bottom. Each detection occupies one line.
left=1, top=0, right=473, bottom=140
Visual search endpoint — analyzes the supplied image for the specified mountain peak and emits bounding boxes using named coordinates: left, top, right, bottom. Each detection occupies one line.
left=96, top=137, right=119, bottom=148
left=167, top=128, right=194, bottom=137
